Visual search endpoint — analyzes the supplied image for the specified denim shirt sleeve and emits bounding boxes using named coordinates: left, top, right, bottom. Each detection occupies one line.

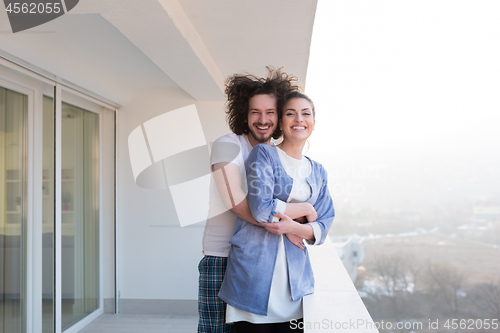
left=246, top=144, right=287, bottom=223
left=310, top=164, right=335, bottom=245
left=305, top=222, right=322, bottom=245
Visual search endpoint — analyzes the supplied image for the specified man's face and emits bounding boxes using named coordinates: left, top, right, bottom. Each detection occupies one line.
left=246, top=94, right=278, bottom=146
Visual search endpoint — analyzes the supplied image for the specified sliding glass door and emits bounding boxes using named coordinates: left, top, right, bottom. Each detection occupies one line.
left=0, top=61, right=115, bottom=333
left=42, top=96, right=54, bottom=333
left=0, top=86, right=28, bottom=333
left=60, top=102, right=99, bottom=330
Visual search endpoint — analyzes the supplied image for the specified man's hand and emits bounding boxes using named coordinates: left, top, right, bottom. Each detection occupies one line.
left=304, top=203, right=317, bottom=222
left=264, top=211, right=315, bottom=241
left=262, top=213, right=304, bottom=249
left=284, top=202, right=317, bottom=222
left=285, top=233, right=304, bottom=250
left=262, top=212, right=297, bottom=235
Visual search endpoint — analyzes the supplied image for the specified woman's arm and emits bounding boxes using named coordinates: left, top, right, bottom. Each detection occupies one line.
left=245, top=145, right=287, bottom=223
left=213, top=161, right=316, bottom=226
left=213, top=154, right=315, bottom=249
left=264, top=211, right=315, bottom=240
left=305, top=165, right=335, bottom=245
left=245, top=145, right=318, bottom=221
left=263, top=164, right=335, bottom=246
left=245, top=145, right=333, bottom=246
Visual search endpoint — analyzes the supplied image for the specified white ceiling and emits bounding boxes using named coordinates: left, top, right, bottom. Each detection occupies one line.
left=0, top=0, right=317, bottom=103
left=178, top=0, right=317, bottom=85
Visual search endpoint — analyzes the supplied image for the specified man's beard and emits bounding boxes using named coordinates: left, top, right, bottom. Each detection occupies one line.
left=248, top=123, right=275, bottom=143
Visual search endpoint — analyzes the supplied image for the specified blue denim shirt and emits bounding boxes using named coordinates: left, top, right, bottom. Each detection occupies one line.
left=219, top=144, right=335, bottom=315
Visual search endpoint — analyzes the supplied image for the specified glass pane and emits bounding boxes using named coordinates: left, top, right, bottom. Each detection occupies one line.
left=42, top=96, right=54, bottom=333
left=0, top=87, right=28, bottom=333
left=60, top=102, right=99, bottom=330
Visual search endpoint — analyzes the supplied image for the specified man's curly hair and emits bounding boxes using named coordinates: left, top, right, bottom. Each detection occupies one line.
left=225, top=67, right=299, bottom=139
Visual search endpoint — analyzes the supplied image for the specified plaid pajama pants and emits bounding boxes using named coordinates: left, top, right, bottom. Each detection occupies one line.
left=198, top=256, right=236, bottom=333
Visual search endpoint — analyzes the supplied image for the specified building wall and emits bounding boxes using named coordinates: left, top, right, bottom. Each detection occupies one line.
left=101, top=108, right=117, bottom=312
left=116, top=87, right=227, bottom=312
left=1, top=33, right=231, bottom=315
left=1, top=0, right=318, bottom=320
left=332, top=237, right=366, bottom=283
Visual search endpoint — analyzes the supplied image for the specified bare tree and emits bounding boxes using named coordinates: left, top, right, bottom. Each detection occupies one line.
left=369, top=252, right=418, bottom=320
left=424, top=262, right=466, bottom=318
left=407, top=255, right=423, bottom=291
left=470, top=281, right=500, bottom=321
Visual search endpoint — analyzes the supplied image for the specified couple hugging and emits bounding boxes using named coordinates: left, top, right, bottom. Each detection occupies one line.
left=199, top=67, right=335, bottom=333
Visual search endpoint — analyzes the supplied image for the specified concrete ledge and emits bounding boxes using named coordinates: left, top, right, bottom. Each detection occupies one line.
left=303, top=238, right=379, bottom=332
left=118, top=299, right=197, bottom=316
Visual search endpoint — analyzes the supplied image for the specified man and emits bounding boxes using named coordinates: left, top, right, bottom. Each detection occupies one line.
left=198, top=68, right=315, bottom=333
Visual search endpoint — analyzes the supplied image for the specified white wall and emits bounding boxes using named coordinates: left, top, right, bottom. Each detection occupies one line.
left=0, top=20, right=233, bottom=308
left=117, top=88, right=228, bottom=301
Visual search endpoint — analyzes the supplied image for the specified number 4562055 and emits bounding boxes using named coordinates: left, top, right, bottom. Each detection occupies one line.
left=6, top=2, right=61, bottom=14
left=444, top=319, right=499, bottom=330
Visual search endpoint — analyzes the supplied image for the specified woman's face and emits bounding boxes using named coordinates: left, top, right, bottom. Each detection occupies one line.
left=280, top=98, right=315, bottom=144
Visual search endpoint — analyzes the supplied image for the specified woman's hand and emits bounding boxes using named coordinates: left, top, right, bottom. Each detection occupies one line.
left=285, top=233, right=304, bottom=250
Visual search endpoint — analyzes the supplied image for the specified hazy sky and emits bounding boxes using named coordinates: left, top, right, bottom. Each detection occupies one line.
left=306, top=0, right=500, bottom=211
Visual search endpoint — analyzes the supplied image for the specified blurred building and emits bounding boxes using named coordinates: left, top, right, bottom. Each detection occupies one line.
left=473, top=200, right=500, bottom=222
left=331, top=236, right=366, bottom=282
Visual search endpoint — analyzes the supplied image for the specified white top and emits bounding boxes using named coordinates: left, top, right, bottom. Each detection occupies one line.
left=226, top=147, right=312, bottom=323
left=202, top=133, right=253, bottom=257
left=277, top=148, right=322, bottom=246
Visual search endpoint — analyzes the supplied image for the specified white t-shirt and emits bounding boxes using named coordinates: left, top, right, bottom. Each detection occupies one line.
left=202, top=133, right=253, bottom=257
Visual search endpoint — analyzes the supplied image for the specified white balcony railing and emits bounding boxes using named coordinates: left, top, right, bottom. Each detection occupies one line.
left=303, top=238, right=379, bottom=332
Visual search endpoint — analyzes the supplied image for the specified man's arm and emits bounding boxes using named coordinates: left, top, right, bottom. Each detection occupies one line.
left=212, top=162, right=317, bottom=249
left=212, top=162, right=258, bottom=226
left=263, top=212, right=315, bottom=240
left=213, top=162, right=309, bottom=249
left=212, top=162, right=316, bottom=225
left=265, top=166, right=335, bottom=246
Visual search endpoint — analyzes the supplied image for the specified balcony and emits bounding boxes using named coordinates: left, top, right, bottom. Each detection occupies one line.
left=79, top=237, right=377, bottom=333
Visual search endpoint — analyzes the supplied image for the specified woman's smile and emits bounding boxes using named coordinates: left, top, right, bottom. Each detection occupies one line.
left=281, top=97, right=315, bottom=143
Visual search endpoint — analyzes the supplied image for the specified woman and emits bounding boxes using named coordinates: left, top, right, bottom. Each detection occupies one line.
left=219, top=91, right=335, bottom=332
